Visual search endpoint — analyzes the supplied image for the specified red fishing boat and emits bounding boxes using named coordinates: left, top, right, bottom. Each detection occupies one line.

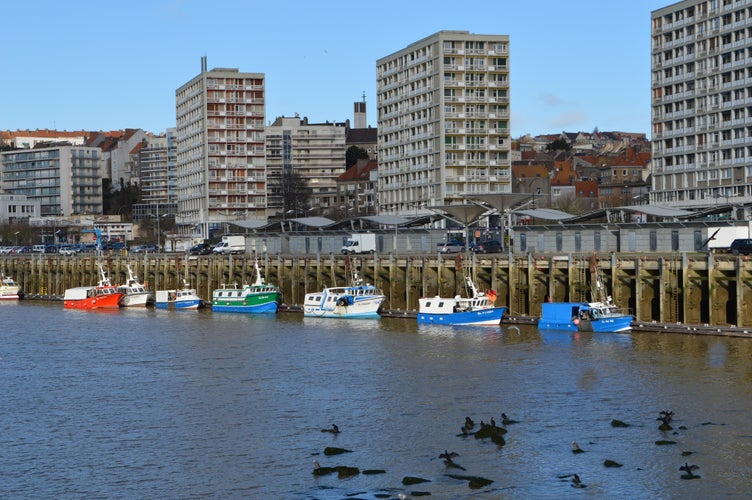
left=63, top=264, right=123, bottom=310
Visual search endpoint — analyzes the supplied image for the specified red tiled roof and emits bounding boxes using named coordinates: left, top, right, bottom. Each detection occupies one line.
left=338, top=159, right=377, bottom=181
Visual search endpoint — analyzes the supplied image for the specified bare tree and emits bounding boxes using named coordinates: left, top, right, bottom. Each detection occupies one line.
left=270, top=169, right=311, bottom=216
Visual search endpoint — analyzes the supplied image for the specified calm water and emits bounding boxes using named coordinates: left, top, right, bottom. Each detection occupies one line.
left=1, top=301, right=751, bottom=499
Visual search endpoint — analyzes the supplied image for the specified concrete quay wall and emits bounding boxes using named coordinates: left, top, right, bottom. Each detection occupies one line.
left=2, top=251, right=751, bottom=327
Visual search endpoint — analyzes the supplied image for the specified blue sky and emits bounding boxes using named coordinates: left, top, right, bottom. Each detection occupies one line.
left=2, top=1, right=670, bottom=137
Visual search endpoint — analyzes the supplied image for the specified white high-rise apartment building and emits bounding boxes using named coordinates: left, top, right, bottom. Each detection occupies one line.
left=376, top=31, right=511, bottom=215
left=175, top=58, right=266, bottom=238
left=651, top=0, right=752, bottom=209
left=265, top=116, right=347, bottom=215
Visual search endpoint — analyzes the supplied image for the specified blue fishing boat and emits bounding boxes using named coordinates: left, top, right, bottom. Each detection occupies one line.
left=418, top=275, right=505, bottom=326
left=538, top=254, right=632, bottom=333
left=538, top=301, right=633, bottom=332
left=155, top=280, right=203, bottom=310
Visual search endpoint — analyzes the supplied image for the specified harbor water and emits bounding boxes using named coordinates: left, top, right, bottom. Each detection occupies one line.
left=1, top=301, right=751, bottom=498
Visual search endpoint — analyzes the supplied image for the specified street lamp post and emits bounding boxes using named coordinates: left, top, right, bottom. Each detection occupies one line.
left=14, top=231, right=20, bottom=247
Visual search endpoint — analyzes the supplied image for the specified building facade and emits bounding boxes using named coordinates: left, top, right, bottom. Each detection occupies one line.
left=137, top=128, right=177, bottom=206
left=175, top=58, right=267, bottom=238
left=265, top=116, right=347, bottom=216
left=376, top=30, right=511, bottom=215
left=0, top=192, right=41, bottom=224
left=651, top=0, right=752, bottom=209
left=1, top=145, right=103, bottom=216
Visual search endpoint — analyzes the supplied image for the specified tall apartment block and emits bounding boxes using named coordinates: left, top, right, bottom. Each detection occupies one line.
left=376, top=31, right=511, bottom=215
left=132, top=128, right=177, bottom=221
left=651, top=0, right=752, bottom=210
left=175, top=57, right=266, bottom=238
left=265, top=116, right=347, bottom=215
left=1, top=145, right=103, bottom=217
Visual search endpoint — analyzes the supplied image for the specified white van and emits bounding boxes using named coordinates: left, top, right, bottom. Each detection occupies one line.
left=32, top=244, right=46, bottom=253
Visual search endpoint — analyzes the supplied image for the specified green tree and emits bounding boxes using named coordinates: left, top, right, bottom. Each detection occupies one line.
left=546, top=139, right=570, bottom=152
left=345, top=146, right=369, bottom=168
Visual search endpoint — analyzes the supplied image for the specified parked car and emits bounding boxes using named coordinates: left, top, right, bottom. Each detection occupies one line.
left=189, top=242, right=213, bottom=255
left=437, top=239, right=465, bottom=254
left=132, top=244, right=158, bottom=253
left=729, top=238, right=752, bottom=255
left=471, top=239, right=503, bottom=254
left=59, top=245, right=78, bottom=256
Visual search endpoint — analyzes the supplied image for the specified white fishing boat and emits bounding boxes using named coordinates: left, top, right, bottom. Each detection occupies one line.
left=303, top=272, right=385, bottom=319
left=117, top=265, right=153, bottom=307
left=0, top=274, right=23, bottom=300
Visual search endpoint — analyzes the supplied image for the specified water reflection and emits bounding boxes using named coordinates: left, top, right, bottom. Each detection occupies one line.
left=0, top=302, right=751, bottom=498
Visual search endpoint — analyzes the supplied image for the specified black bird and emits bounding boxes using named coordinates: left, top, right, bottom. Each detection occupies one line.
left=571, top=473, right=586, bottom=488
left=464, top=416, right=475, bottom=429
left=490, top=416, right=497, bottom=427
left=501, top=413, right=518, bottom=425
left=321, top=424, right=340, bottom=434
left=680, top=462, right=699, bottom=479
left=443, top=456, right=466, bottom=471
left=439, top=450, right=459, bottom=460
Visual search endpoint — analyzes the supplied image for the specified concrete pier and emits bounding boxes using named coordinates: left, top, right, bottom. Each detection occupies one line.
left=2, top=251, right=751, bottom=327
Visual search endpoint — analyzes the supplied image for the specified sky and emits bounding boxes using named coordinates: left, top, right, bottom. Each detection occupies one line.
left=1, top=1, right=672, bottom=138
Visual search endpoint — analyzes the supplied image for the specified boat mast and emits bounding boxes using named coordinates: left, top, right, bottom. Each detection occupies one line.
left=589, top=253, right=608, bottom=303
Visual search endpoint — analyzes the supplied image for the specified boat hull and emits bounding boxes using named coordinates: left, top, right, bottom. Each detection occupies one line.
left=417, top=307, right=505, bottom=326
left=64, top=294, right=123, bottom=310
left=0, top=290, right=21, bottom=300
left=212, top=292, right=281, bottom=314
left=212, top=301, right=278, bottom=313
left=578, top=316, right=634, bottom=333
left=155, top=299, right=202, bottom=310
left=119, top=292, right=153, bottom=307
left=303, top=299, right=384, bottom=319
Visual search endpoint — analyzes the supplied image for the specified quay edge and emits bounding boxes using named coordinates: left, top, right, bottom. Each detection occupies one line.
left=2, top=251, right=752, bottom=328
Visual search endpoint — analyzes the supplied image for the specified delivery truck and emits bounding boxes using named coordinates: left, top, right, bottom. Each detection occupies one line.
left=340, top=233, right=376, bottom=254
left=212, top=235, right=246, bottom=255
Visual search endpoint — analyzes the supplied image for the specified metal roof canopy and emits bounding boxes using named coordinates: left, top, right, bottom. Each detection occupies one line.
left=470, top=193, right=532, bottom=212
left=360, top=215, right=412, bottom=226
left=289, top=216, right=337, bottom=228
left=619, top=204, right=695, bottom=217
left=230, top=219, right=275, bottom=230
left=428, top=204, right=490, bottom=226
left=515, top=208, right=576, bottom=220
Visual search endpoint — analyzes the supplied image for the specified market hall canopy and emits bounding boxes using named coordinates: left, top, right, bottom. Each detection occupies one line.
left=469, top=193, right=532, bottom=213
left=428, top=204, right=491, bottom=226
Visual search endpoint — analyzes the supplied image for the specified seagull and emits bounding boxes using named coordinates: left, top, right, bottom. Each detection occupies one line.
left=571, top=441, right=584, bottom=454
left=313, top=460, right=320, bottom=470
left=571, top=473, right=586, bottom=488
